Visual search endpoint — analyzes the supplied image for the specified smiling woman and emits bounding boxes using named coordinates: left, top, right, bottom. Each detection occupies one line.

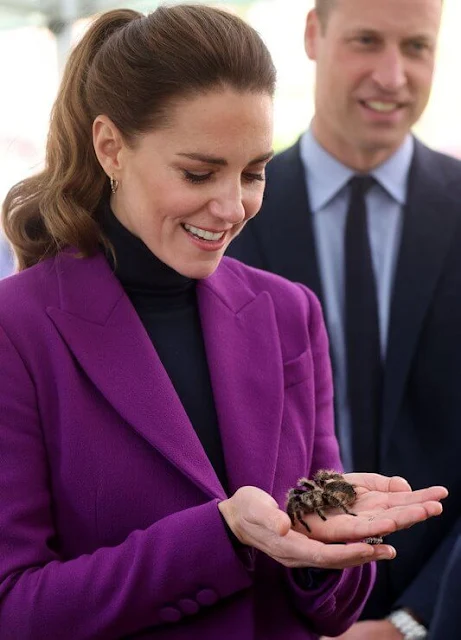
left=92, top=89, right=273, bottom=279
left=0, top=4, right=447, bottom=640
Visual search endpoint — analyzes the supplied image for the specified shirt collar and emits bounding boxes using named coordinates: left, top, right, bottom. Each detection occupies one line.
left=300, top=127, right=414, bottom=211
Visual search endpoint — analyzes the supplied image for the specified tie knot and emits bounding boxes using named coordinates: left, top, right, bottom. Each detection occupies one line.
left=349, top=175, right=374, bottom=196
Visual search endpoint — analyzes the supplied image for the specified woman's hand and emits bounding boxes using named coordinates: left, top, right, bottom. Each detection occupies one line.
left=294, top=472, right=447, bottom=543
left=217, top=476, right=447, bottom=570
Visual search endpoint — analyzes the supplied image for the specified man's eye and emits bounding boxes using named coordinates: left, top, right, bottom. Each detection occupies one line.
left=356, top=36, right=377, bottom=46
left=183, top=171, right=212, bottom=184
left=406, top=41, right=428, bottom=54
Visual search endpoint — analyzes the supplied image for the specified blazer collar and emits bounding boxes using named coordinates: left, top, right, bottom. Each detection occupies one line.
left=48, top=252, right=284, bottom=498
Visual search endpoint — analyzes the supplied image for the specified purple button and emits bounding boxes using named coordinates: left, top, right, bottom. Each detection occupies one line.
left=179, top=598, right=200, bottom=616
left=159, top=607, right=182, bottom=623
left=196, top=588, right=218, bottom=606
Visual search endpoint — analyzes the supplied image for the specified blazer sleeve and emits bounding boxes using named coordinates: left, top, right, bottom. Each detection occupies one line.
left=0, top=324, right=254, bottom=640
left=395, top=515, right=461, bottom=627
left=284, top=287, right=376, bottom=637
left=429, top=536, right=461, bottom=640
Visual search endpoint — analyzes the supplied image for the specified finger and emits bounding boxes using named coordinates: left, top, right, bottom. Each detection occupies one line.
left=276, top=533, right=377, bottom=569
left=315, top=501, right=443, bottom=542
left=386, top=486, right=448, bottom=507
left=388, top=476, right=412, bottom=492
left=383, top=500, right=443, bottom=529
left=249, top=504, right=292, bottom=536
left=358, top=501, right=443, bottom=537
left=255, top=505, right=293, bottom=537
left=303, top=540, right=396, bottom=569
left=366, top=544, right=397, bottom=560
left=269, top=510, right=292, bottom=537
left=343, top=472, right=402, bottom=492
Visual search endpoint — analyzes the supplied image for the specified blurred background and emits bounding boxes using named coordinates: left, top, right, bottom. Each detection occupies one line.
left=1, top=0, right=460, bottom=274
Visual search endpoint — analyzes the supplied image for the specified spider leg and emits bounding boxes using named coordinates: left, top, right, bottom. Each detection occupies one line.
left=315, top=507, right=328, bottom=521
left=286, top=501, right=296, bottom=527
left=339, top=505, right=357, bottom=516
left=295, top=509, right=312, bottom=533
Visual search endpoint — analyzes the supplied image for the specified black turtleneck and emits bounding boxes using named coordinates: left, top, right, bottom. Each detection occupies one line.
left=100, top=201, right=229, bottom=493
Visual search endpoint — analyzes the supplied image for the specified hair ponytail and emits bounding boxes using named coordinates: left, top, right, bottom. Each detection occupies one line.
left=2, top=9, right=141, bottom=270
left=3, top=5, right=276, bottom=271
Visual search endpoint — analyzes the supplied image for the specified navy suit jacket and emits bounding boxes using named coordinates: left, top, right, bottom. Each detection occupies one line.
left=430, top=532, right=461, bottom=639
left=227, top=138, right=461, bottom=626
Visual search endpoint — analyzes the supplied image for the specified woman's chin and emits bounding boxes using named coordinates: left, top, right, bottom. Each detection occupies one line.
left=172, top=256, right=222, bottom=280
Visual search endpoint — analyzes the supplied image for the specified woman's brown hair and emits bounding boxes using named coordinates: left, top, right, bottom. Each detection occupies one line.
left=2, top=5, right=276, bottom=270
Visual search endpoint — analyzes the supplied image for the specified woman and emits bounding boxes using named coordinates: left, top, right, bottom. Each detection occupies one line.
left=0, top=5, right=446, bottom=639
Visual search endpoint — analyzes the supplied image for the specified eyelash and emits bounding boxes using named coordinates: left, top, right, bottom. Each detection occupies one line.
left=183, top=170, right=265, bottom=185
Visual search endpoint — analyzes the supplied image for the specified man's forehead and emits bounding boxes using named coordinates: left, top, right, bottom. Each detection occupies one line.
left=328, top=0, right=442, bottom=33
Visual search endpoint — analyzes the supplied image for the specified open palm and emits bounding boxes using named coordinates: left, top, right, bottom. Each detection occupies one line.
left=293, top=472, right=447, bottom=544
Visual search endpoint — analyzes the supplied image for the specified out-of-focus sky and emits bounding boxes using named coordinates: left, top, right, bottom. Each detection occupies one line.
left=1, top=0, right=460, bottom=205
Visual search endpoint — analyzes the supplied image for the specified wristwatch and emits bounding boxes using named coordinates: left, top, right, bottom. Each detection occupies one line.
left=387, top=609, right=428, bottom=639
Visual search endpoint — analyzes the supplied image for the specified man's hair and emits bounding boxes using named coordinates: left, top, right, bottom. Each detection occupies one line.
left=315, top=0, right=337, bottom=32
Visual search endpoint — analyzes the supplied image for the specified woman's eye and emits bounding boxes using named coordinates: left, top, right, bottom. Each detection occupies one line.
left=183, top=171, right=212, bottom=184
left=243, top=172, right=265, bottom=184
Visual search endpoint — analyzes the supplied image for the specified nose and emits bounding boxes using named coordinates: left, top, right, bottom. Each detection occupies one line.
left=209, top=182, right=246, bottom=225
left=371, top=46, right=406, bottom=92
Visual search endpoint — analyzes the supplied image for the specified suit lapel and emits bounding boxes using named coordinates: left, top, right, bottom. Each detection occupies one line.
left=197, top=262, right=284, bottom=495
left=48, top=251, right=224, bottom=499
left=382, top=142, right=461, bottom=450
left=255, top=141, right=324, bottom=303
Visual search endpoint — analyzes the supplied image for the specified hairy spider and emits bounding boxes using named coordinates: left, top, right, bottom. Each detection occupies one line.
left=286, top=470, right=383, bottom=544
left=286, top=470, right=357, bottom=533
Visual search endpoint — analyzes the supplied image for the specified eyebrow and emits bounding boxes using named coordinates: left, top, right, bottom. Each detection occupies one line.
left=176, top=151, right=274, bottom=166
left=348, top=27, right=434, bottom=42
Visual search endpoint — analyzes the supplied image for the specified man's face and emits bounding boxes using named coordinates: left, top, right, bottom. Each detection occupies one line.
left=305, top=0, right=442, bottom=169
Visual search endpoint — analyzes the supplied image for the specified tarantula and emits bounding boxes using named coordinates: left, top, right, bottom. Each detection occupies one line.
left=286, top=470, right=383, bottom=544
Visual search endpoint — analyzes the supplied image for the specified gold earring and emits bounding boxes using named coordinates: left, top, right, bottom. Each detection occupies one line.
left=110, top=175, right=119, bottom=194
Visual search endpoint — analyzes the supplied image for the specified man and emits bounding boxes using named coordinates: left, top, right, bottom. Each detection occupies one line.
left=0, top=236, right=13, bottom=279
left=429, top=531, right=461, bottom=639
left=228, top=0, right=461, bottom=637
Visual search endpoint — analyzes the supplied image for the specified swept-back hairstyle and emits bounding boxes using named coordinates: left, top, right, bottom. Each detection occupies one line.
left=315, top=0, right=337, bottom=32
left=2, top=5, right=276, bottom=270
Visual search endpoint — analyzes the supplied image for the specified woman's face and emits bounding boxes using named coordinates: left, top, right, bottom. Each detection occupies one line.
left=103, top=89, right=273, bottom=279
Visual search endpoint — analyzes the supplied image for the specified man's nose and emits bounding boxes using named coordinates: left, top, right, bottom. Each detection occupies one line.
left=371, top=47, right=407, bottom=92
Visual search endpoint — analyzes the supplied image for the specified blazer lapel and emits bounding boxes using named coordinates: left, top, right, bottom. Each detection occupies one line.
left=256, top=141, right=324, bottom=303
left=382, top=141, right=461, bottom=451
left=47, top=251, right=224, bottom=499
left=197, top=262, right=284, bottom=495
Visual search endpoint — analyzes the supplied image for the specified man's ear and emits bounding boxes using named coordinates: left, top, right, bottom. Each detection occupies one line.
left=305, top=9, right=320, bottom=61
left=92, top=115, right=125, bottom=178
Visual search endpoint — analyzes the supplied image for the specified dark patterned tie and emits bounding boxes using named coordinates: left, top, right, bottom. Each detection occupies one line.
left=345, top=176, right=382, bottom=472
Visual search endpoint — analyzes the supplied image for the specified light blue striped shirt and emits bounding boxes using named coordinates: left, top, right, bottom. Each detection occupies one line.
left=0, top=237, right=14, bottom=279
left=300, top=129, right=414, bottom=471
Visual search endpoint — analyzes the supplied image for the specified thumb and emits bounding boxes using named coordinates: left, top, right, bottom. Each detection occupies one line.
left=268, top=510, right=292, bottom=537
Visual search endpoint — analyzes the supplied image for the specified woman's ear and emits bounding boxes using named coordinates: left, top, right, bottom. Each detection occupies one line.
left=92, top=115, right=125, bottom=178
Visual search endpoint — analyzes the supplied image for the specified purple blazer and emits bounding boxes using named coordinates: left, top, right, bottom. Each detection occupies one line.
left=0, top=251, right=374, bottom=639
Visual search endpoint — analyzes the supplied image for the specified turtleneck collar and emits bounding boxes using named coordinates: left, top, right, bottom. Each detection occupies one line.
left=99, top=198, right=196, bottom=308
